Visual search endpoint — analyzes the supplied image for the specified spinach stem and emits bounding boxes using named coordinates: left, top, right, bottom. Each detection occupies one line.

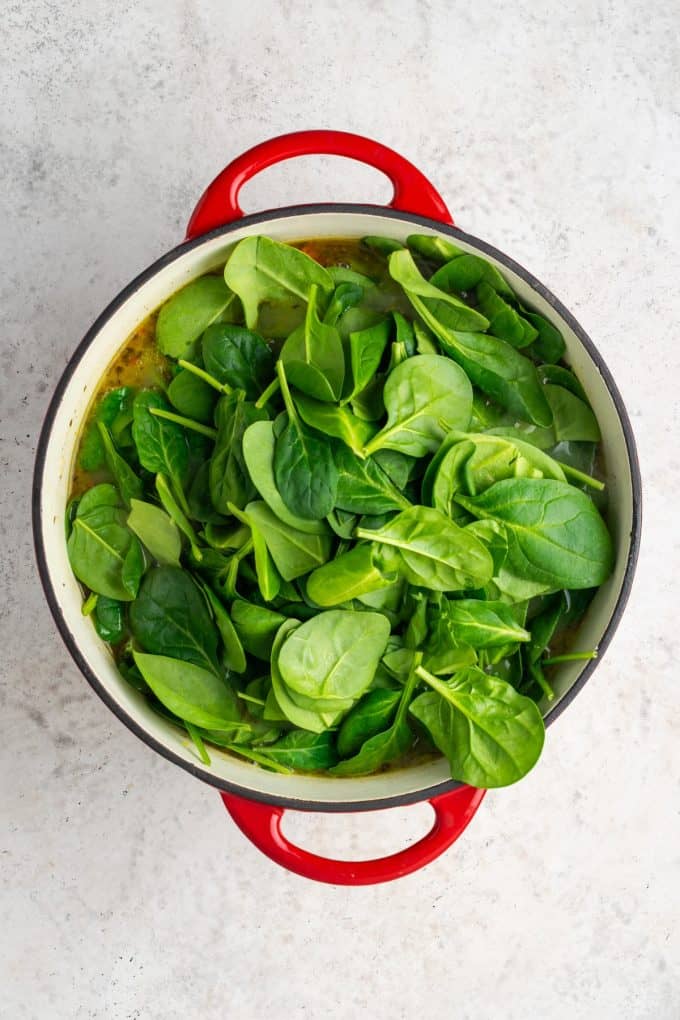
left=81, top=591, right=98, bottom=616
left=554, top=461, right=605, bottom=492
left=542, top=650, right=598, bottom=665
left=177, top=359, right=232, bottom=395
left=237, top=691, right=266, bottom=707
left=528, top=660, right=555, bottom=701
left=415, top=663, right=449, bottom=695
left=255, top=377, right=281, bottom=409
left=148, top=406, right=218, bottom=440
left=185, top=722, right=211, bottom=765
left=225, top=744, right=292, bottom=774
left=155, top=473, right=203, bottom=562
left=275, top=359, right=298, bottom=424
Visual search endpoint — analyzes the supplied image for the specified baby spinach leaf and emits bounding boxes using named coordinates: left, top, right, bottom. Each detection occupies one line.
left=241, top=420, right=329, bottom=534
left=132, top=391, right=189, bottom=507
left=155, top=473, right=203, bottom=562
left=414, top=320, right=439, bottom=354
left=414, top=317, right=552, bottom=428
left=277, top=609, right=391, bottom=705
left=464, top=518, right=508, bottom=574
left=127, top=498, right=182, bottom=566
left=341, top=318, right=391, bottom=404
left=97, top=422, right=143, bottom=507
left=273, top=362, right=338, bottom=520
left=475, top=281, right=538, bottom=347
left=209, top=392, right=267, bottom=514
left=333, top=442, right=411, bottom=515
left=330, top=652, right=420, bottom=776
left=356, top=506, right=494, bottom=591
left=231, top=600, right=286, bottom=660
left=156, top=275, right=235, bottom=359
left=133, top=652, right=241, bottom=730
left=430, top=254, right=514, bottom=298
left=362, top=355, right=473, bottom=458
left=543, top=385, right=601, bottom=442
left=411, top=664, right=545, bottom=787
left=270, top=619, right=339, bottom=732
left=294, top=393, right=375, bottom=457
left=256, top=730, right=337, bottom=771
left=168, top=368, right=218, bottom=424
left=322, top=282, right=364, bottom=326
left=202, top=323, right=274, bottom=399
left=539, top=365, right=587, bottom=401
left=325, top=508, right=358, bottom=540
left=280, top=284, right=345, bottom=401
left=227, top=502, right=281, bottom=602
left=240, top=501, right=332, bottom=581
left=362, top=235, right=406, bottom=257
left=196, top=581, right=247, bottom=674
left=336, top=689, right=401, bottom=758
left=92, top=596, right=127, bottom=644
left=224, top=235, right=333, bottom=329
left=438, top=598, right=531, bottom=648
left=202, top=519, right=250, bottom=552
left=306, top=544, right=395, bottom=607
left=129, top=565, right=220, bottom=673
left=78, top=386, right=136, bottom=471
left=67, top=484, right=145, bottom=601
left=350, top=374, right=385, bottom=422
left=372, top=449, right=417, bottom=490
left=421, top=621, right=477, bottom=676
left=406, top=234, right=465, bottom=263
left=423, top=438, right=475, bottom=516
left=427, top=432, right=567, bottom=514
left=521, top=309, right=565, bottom=363
left=389, top=250, right=489, bottom=331
left=456, top=478, right=614, bottom=589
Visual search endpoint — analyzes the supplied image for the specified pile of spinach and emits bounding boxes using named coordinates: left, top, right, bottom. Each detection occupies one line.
left=67, top=234, right=614, bottom=788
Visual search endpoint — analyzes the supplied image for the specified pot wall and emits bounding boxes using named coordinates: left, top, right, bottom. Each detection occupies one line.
left=35, top=207, right=638, bottom=809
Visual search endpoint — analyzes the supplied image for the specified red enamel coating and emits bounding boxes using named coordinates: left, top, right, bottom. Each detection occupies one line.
left=221, top=788, right=485, bottom=885
left=185, top=129, right=453, bottom=239
left=187, top=130, right=478, bottom=884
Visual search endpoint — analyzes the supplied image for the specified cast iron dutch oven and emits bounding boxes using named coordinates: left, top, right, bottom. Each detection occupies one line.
left=33, top=131, right=641, bottom=884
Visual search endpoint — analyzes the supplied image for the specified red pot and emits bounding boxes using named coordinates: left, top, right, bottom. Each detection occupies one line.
left=33, top=131, right=641, bottom=884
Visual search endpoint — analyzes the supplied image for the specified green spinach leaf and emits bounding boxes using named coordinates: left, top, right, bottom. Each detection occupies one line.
left=336, top=689, right=401, bottom=758
left=277, top=609, right=391, bottom=705
left=242, top=420, right=329, bottom=534
left=224, top=236, right=333, bottom=329
left=356, top=506, right=493, bottom=591
left=67, top=484, right=145, bottom=601
left=133, top=651, right=241, bottom=730
left=129, top=566, right=220, bottom=672
left=280, top=284, right=345, bottom=401
left=363, top=355, right=473, bottom=458
left=306, top=544, right=395, bottom=606
left=209, top=392, right=267, bottom=514
left=456, top=478, right=614, bottom=589
left=202, top=323, right=274, bottom=399
left=156, top=275, right=236, bottom=359
left=410, top=664, right=545, bottom=787
left=273, top=362, right=338, bottom=520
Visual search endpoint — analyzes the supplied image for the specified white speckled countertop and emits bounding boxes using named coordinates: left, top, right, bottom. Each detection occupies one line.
left=2, top=2, right=679, bottom=1017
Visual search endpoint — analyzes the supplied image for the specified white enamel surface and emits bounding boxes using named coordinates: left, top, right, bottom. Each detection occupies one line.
left=38, top=210, right=636, bottom=806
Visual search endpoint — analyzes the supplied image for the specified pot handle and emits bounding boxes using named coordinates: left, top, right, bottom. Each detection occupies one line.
left=186, top=130, right=453, bottom=239
left=221, top=786, right=485, bottom=885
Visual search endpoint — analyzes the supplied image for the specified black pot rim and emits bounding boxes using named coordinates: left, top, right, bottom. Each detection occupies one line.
left=32, top=202, right=642, bottom=813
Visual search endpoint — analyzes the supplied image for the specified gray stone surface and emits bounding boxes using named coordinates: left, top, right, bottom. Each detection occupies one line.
left=2, top=2, right=678, bottom=1017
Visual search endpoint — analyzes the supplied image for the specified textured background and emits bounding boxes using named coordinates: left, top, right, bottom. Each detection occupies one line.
left=2, top=2, right=679, bottom=1017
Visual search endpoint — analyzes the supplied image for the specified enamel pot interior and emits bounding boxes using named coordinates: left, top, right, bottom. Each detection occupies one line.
left=34, top=206, right=640, bottom=811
